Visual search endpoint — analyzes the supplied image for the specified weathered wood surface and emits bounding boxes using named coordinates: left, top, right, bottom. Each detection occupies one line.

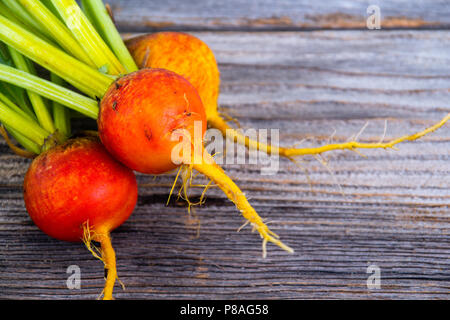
left=0, top=2, right=449, bottom=300
left=109, top=0, right=450, bottom=31
left=1, top=30, right=449, bottom=300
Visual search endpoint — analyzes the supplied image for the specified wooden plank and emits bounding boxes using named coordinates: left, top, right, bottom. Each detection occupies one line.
left=0, top=30, right=449, bottom=299
left=107, top=0, right=450, bottom=31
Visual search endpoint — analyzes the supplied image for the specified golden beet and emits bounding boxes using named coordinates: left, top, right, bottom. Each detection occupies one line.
left=126, top=32, right=220, bottom=123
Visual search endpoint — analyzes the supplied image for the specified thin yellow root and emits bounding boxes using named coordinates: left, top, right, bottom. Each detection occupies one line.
left=286, top=155, right=315, bottom=193
left=82, top=223, right=118, bottom=300
left=167, top=166, right=183, bottom=206
left=82, top=223, right=103, bottom=262
left=199, top=180, right=214, bottom=205
left=180, top=165, right=196, bottom=215
left=166, top=165, right=203, bottom=237
left=191, top=151, right=294, bottom=255
left=172, top=164, right=214, bottom=211
left=313, top=154, right=345, bottom=197
left=95, top=232, right=117, bottom=300
left=208, top=112, right=450, bottom=158
left=0, top=125, right=37, bottom=159
left=237, top=220, right=251, bottom=233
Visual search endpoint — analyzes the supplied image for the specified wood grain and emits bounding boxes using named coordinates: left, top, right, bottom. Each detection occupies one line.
left=0, top=28, right=449, bottom=299
left=107, top=0, right=450, bottom=31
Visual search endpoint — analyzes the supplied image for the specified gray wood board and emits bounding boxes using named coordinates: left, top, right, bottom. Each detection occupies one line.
left=0, top=30, right=449, bottom=299
left=106, top=0, right=450, bottom=31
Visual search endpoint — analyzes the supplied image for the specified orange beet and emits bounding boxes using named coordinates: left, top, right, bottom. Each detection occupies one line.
left=23, top=136, right=137, bottom=299
left=126, top=32, right=220, bottom=120
left=98, top=68, right=207, bottom=174
left=98, top=68, right=293, bottom=256
left=24, top=137, right=137, bottom=242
